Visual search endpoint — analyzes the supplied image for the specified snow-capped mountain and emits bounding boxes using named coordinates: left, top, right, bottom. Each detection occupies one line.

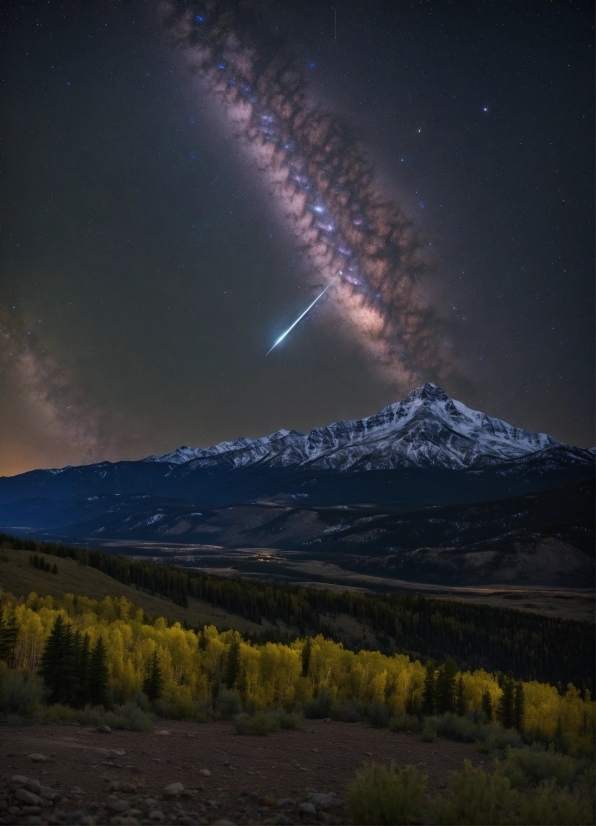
left=144, top=384, right=564, bottom=472
left=0, top=385, right=593, bottom=543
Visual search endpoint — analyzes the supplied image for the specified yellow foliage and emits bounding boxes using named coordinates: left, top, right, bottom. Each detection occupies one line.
left=4, top=591, right=594, bottom=756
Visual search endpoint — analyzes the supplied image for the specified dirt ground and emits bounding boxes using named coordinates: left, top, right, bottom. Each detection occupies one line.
left=0, top=719, right=488, bottom=825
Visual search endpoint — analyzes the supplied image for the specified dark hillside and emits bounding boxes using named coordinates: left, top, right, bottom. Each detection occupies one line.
left=1, top=532, right=593, bottom=692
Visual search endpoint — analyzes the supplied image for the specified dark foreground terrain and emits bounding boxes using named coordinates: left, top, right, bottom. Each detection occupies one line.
left=0, top=720, right=485, bottom=825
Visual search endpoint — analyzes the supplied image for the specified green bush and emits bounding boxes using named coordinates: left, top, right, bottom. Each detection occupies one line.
left=481, top=726, right=522, bottom=754
left=35, top=703, right=80, bottom=725
left=303, top=688, right=332, bottom=719
left=275, top=709, right=301, bottom=730
left=500, top=744, right=586, bottom=790
left=0, top=667, right=44, bottom=717
left=389, top=713, right=421, bottom=734
left=330, top=699, right=361, bottom=723
left=367, top=699, right=391, bottom=728
left=428, top=712, right=482, bottom=743
left=421, top=723, right=437, bottom=742
left=431, top=760, right=520, bottom=825
left=234, top=711, right=280, bottom=735
left=346, top=762, right=426, bottom=825
left=110, top=702, right=153, bottom=731
left=36, top=701, right=152, bottom=731
left=214, top=687, right=242, bottom=718
left=432, top=760, right=595, bottom=825
left=191, top=703, right=218, bottom=723
left=518, top=778, right=594, bottom=825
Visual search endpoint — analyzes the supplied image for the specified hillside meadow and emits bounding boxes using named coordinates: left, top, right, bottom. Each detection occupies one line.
left=0, top=546, right=265, bottom=633
left=2, top=533, right=593, bottom=691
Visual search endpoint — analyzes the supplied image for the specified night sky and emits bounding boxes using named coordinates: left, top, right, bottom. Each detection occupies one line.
left=1, top=0, right=593, bottom=476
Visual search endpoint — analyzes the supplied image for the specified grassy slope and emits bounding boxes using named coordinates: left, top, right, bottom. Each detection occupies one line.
left=0, top=548, right=265, bottom=633
left=0, top=548, right=392, bottom=650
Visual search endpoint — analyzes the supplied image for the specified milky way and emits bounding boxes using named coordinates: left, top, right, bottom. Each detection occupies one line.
left=162, top=0, right=456, bottom=387
left=0, top=308, right=106, bottom=463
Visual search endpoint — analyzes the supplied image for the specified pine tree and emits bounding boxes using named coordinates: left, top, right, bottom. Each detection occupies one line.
left=497, top=677, right=515, bottom=728
left=143, top=650, right=163, bottom=703
left=481, top=689, right=493, bottom=722
left=39, top=615, right=77, bottom=705
left=61, top=623, right=78, bottom=705
left=223, top=636, right=241, bottom=689
left=39, top=615, right=66, bottom=702
left=301, top=638, right=312, bottom=677
left=513, top=681, right=525, bottom=732
left=88, top=637, right=109, bottom=707
left=422, top=662, right=436, bottom=715
left=52, top=563, right=58, bottom=575
left=0, top=607, right=18, bottom=668
left=456, top=675, right=466, bottom=716
left=75, top=634, right=91, bottom=707
left=436, top=659, right=457, bottom=714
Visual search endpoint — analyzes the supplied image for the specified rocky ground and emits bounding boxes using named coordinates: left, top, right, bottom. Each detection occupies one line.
left=0, top=720, right=487, bottom=825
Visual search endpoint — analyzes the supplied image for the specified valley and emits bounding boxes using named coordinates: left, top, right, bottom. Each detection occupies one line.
left=1, top=386, right=593, bottom=615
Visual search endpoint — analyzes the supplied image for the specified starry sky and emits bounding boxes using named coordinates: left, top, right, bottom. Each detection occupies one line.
left=1, top=0, right=594, bottom=476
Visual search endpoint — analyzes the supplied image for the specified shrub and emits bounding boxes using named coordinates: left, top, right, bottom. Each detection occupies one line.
left=214, top=687, right=242, bottom=718
left=330, top=699, right=362, bottom=723
left=421, top=723, right=437, bottom=742
left=153, top=692, right=197, bottom=721
left=481, top=726, right=522, bottom=754
left=192, top=700, right=218, bottom=723
left=367, top=699, right=390, bottom=728
left=431, top=760, right=519, bottom=825
left=499, top=744, right=587, bottom=790
left=35, top=703, right=79, bottom=725
left=36, top=701, right=152, bottom=731
left=234, top=711, right=279, bottom=735
left=346, top=762, right=426, bottom=825
left=428, top=712, right=481, bottom=743
left=432, top=761, right=595, bottom=826
left=389, top=713, right=421, bottom=734
left=275, top=709, right=301, bottom=730
left=303, top=688, right=332, bottom=719
left=518, top=778, right=595, bottom=825
left=110, top=702, right=153, bottom=731
left=0, top=668, right=44, bottom=717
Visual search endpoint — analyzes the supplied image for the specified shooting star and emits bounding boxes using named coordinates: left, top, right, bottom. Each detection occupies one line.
left=266, top=274, right=341, bottom=354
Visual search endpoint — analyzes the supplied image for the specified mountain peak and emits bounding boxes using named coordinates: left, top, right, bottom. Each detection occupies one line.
left=404, top=382, right=446, bottom=403
left=142, top=385, right=572, bottom=471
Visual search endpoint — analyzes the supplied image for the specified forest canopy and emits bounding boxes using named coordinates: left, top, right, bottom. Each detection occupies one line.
left=2, top=590, right=594, bottom=758
left=1, top=533, right=593, bottom=692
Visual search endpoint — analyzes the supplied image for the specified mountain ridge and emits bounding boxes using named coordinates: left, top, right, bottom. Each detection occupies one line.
left=0, top=385, right=592, bottom=542
left=142, top=384, right=567, bottom=472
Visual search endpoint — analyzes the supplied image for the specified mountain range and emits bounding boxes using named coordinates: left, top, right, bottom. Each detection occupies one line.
left=0, top=384, right=593, bottom=588
left=145, top=382, right=568, bottom=470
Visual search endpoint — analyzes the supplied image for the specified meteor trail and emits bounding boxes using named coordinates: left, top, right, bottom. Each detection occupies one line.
left=266, top=274, right=340, bottom=354
left=164, top=0, right=458, bottom=386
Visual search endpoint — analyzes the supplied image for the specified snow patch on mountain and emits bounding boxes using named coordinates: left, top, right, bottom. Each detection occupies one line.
left=143, top=384, right=574, bottom=472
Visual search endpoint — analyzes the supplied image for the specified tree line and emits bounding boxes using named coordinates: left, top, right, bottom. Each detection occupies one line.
left=1, top=592, right=593, bottom=757
left=39, top=614, right=109, bottom=707
left=2, top=532, right=593, bottom=691
left=29, top=554, right=58, bottom=575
